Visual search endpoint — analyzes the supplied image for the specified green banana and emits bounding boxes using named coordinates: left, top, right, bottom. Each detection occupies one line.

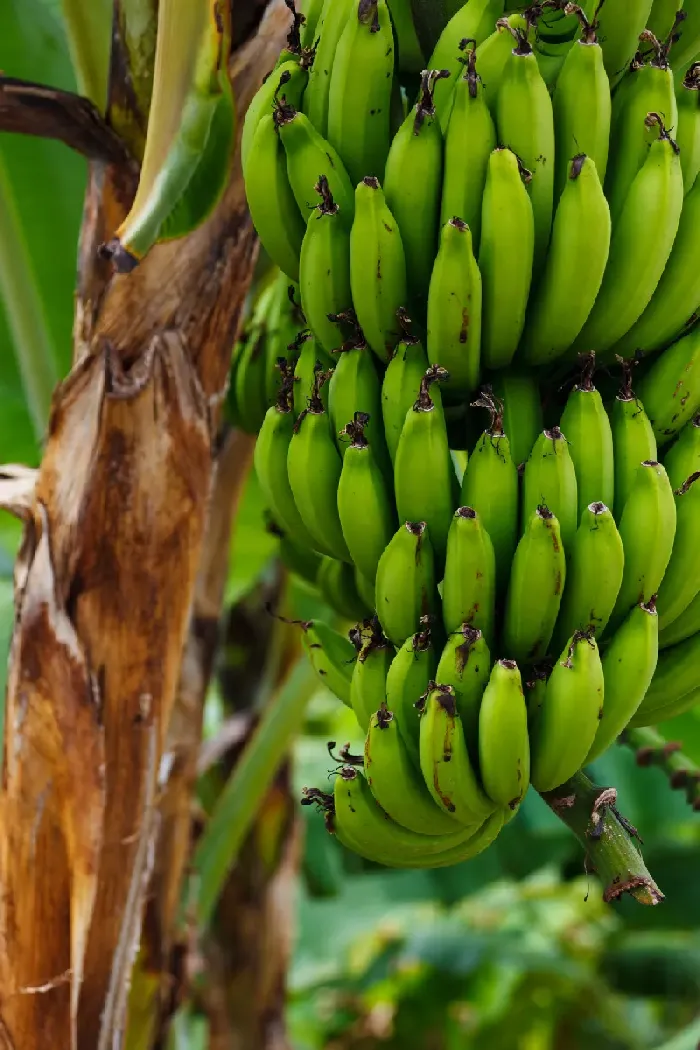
left=427, top=0, right=507, bottom=124
left=394, top=366, right=457, bottom=569
left=559, top=360, right=615, bottom=517
left=435, top=625, right=491, bottom=770
left=627, top=619, right=700, bottom=728
left=611, top=373, right=658, bottom=521
left=659, top=588, right=700, bottom=648
left=479, top=148, right=535, bottom=371
left=381, top=313, right=430, bottom=464
left=349, top=619, right=394, bottom=730
left=648, top=0, right=686, bottom=43
left=287, top=370, right=352, bottom=561
left=656, top=472, right=700, bottom=630
left=677, top=64, right=700, bottom=192
left=442, top=508, right=496, bottom=647
left=276, top=525, right=322, bottom=585
left=375, top=521, right=438, bottom=646
left=255, top=362, right=320, bottom=551
left=664, top=414, right=700, bottom=489
left=233, top=325, right=269, bottom=435
left=328, top=324, right=389, bottom=469
left=518, top=155, right=611, bottom=367
left=503, top=506, right=567, bottom=665
left=490, top=370, right=543, bottom=468
left=364, top=706, right=462, bottom=834
left=350, top=176, right=408, bottom=362
left=427, top=218, right=482, bottom=397
left=495, top=23, right=556, bottom=270
left=530, top=632, right=604, bottom=792
left=476, top=13, right=529, bottom=110
left=244, top=113, right=306, bottom=281
left=299, top=178, right=354, bottom=354
left=574, top=117, right=685, bottom=356
left=263, top=274, right=305, bottom=408
left=301, top=0, right=325, bottom=48
left=242, top=62, right=308, bottom=175
left=275, top=99, right=355, bottom=220
left=522, top=427, right=579, bottom=553
left=292, top=331, right=333, bottom=417
left=612, top=173, right=700, bottom=358
left=524, top=666, right=549, bottom=725
left=553, top=502, right=625, bottom=653
left=327, top=0, right=395, bottom=185
left=385, top=70, right=449, bottom=318
left=386, top=0, right=425, bottom=73
left=478, top=659, right=530, bottom=808
left=337, top=412, right=397, bottom=583
left=595, top=0, right=655, bottom=86
left=610, top=460, right=677, bottom=625
left=440, top=42, right=497, bottom=250
left=586, top=601, right=659, bottom=759
left=386, top=620, right=437, bottom=769
left=303, top=0, right=354, bottom=136
left=551, top=7, right=611, bottom=199
left=301, top=619, right=359, bottom=706
left=605, top=40, right=679, bottom=223
left=460, top=394, right=519, bottom=594
left=420, top=683, right=496, bottom=824
left=637, top=324, right=700, bottom=445
left=673, top=3, right=700, bottom=76
left=316, top=555, right=372, bottom=621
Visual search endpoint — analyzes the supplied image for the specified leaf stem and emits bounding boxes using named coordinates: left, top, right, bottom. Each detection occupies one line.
left=60, top=0, right=113, bottom=109
left=0, top=159, right=58, bottom=442
left=622, top=726, right=700, bottom=812
left=540, top=771, right=664, bottom=906
left=409, top=0, right=449, bottom=59
left=193, top=658, right=316, bottom=927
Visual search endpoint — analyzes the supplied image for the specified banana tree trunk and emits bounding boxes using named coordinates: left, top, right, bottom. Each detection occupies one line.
left=0, top=3, right=289, bottom=1048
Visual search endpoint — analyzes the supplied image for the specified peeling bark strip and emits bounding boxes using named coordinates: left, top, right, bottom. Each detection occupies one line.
left=0, top=3, right=291, bottom=1048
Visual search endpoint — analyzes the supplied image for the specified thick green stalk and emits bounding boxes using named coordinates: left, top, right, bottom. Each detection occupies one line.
left=0, top=159, right=58, bottom=441
left=540, top=771, right=664, bottom=905
left=194, top=659, right=316, bottom=926
left=61, top=0, right=113, bottom=109
left=623, top=726, right=700, bottom=812
left=409, top=0, right=449, bottom=59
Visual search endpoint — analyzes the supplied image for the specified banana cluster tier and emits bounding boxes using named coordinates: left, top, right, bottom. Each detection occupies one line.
left=237, top=0, right=700, bottom=869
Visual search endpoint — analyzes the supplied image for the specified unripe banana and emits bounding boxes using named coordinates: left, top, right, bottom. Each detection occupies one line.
left=386, top=0, right=425, bottom=73
left=673, top=4, right=700, bottom=77
left=292, top=331, right=333, bottom=417
left=441, top=43, right=497, bottom=249
left=612, top=174, right=700, bottom=358
left=355, top=566, right=376, bottom=611
left=659, top=588, right=700, bottom=649
left=478, top=659, right=530, bottom=808
left=337, top=412, right=397, bottom=583
left=381, top=314, right=430, bottom=464
left=233, top=324, right=270, bottom=435
left=610, top=373, right=658, bottom=521
left=420, top=683, right=496, bottom=824
left=552, top=8, right=611, bottom=199
left=490, top=369, right=543, bottom=468
left=503, top=506, right=567, bottom=665
left=477, top=13, right=529, bottom=110
left=676, top=64, right=700, bottom=192
left=656, top=472, right=700, bottom=630
left=299, top=178, right=354, bottom=353
left=530, top=632, right=604, bottom=792
left=375, top=521, right=438, bottom=646
left=386, top=619, right=437, bottom=768
left=276, top=524, right=323, bottom=586
left=553, top=502, right=625, bottom=653
left=637, top=324, right=700, bottom=445
left=664, top=414, right=700, bottom=489
left=242, top=62, right=307, bottom=175
left=244, top=113, right=306, bottom=281
left=427, top=218, right=482, bottom=397
left=328, top=324, right=389, bottom=469
left=573, top=117, right=684, bottom=356
left=394, top=366, right=457, bottom=570
left=327, top=0, right=395, bottom=185
left=479, top=148, right=535, bottom=370
left=300, top=0, right=325, bottom=49
left=595, top=0, right=655, bottom=87
left=522, top=427, right=579, bottom=552
left=629, top=625, right=700, bottom=726
left=301, top=619, right=359, bottom=706
left=435, top=625, right=491, bottom=770
left=648, top=0, right=686, bottom=44
left=287, top=371, right=352, bottom=562
left=518, top=155, right=611, bottom=367
left=559, top=361, right=615, bottom=516
left=316, top=556, right=372, bottom=621
left=427, top=0, right=507, bottom=124
left=610, top=460, right=677, bottom=626
left=460, top=396, right=519, bottom=594
left=303, top=0, right=354, bottom=136
left=495, top=23, right=555, bottom=270
left=264, top=274, right=305, bottom=407
left=524, top=666, right=549, bottom=724
left=350, top=620, right=394, bottom=729
left=274, top=100, right=355, bottom=221
left=385, top=70, right=449, bottom=318
left=442, top=508, right=496, bottom=647
left=364, top=706, right=462, bottom=834
left=350, top=177, right=408, bottom=362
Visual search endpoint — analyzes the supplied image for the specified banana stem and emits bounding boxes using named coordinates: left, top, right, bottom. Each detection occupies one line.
left=540, top=771, right=664, bottom=905
left=622, top=726, right=700, bottom=812
left=409, top=0, right=449, bottom=59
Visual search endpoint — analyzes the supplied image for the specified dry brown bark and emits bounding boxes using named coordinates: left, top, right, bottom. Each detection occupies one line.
left=0, top=2, right=290, bottom=1047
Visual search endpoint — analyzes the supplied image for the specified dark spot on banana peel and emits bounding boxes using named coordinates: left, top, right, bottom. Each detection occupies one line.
left=554, top=571, right=563, bottom=596
left=433, top=770, right=457, bottom=812
left=460, top=308, right=470, bottom=344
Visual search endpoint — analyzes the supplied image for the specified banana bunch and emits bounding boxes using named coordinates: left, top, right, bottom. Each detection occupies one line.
left=237, top=0, right=700, bottom=870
